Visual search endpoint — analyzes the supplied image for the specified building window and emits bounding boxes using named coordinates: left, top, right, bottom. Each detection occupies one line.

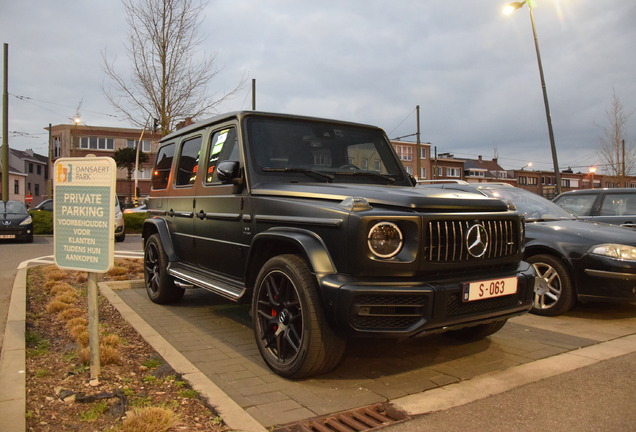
left=127, top=139, right=151, bottom=152
left=14, top=180, right=19, bottom=194
left=420, top=147, right=427, bottom=159
left=420, top=167, right=427, bottom=179
left=136, top=168, right=152, bottom=180
left=29, top=163, right=33, bottom=173
left=35, top=184, right=40, bottom=196
left=404, top=165, right=413, bottom=175
left=80, top=136, right=114, bottom=150
left=27, top=182, right=31, bottom=193
left=37, top=165, right=42, bottom=175
left=396, top=145, right=413, bottom=161
left=436, top=166, right=444, bottom=177
left=447, top=167, right=461, bottom=178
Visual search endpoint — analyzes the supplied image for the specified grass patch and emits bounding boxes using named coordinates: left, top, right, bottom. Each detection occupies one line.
left=178, top=389, right=198, bottom=399
left=79, top=400, right=110, bottom=422
left=142, top=357, right=163, bottom=369
left=25, top=330, right=50, bottom=357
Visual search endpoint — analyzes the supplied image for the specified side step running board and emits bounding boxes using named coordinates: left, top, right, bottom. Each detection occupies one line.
left=168, top=265, right=245, bottom=301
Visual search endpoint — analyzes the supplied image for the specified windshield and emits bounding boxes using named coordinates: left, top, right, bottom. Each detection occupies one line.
left=0, top=201, right=27, bottom=214
left=479, top=187, right=575, bottom=221
left=246, top=117, right=410, bottom=186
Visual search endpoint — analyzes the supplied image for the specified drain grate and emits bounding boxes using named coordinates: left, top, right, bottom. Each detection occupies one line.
left=273, top=403, right=408, bottom=432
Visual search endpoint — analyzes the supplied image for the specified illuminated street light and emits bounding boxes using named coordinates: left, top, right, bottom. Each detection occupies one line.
left=589, top=166, right=597, bottom=189
left=521, top=162, right=533, bottom=170
left=503, top=0, right=562, bottom=195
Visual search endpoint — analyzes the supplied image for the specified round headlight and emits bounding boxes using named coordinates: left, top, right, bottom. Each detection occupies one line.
left=368, top=222, right=403, bottom=259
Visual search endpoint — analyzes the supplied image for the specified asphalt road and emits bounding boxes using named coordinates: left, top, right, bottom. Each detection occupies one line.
left=0, top=234, right=143, bottom=352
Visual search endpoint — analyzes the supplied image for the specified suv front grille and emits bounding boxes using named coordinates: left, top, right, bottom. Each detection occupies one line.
left=424, top=219, right=519, bottom=262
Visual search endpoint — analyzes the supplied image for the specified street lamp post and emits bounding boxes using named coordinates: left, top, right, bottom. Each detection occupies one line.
left=504, top=1, right=562, bottom=195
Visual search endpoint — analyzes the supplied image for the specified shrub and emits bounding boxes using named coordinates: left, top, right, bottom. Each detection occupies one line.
left=123, top=212, right=147, bottom=233
left=29, top=210, right=53, bottom=235
left=121, top=407, right=178, bottom=432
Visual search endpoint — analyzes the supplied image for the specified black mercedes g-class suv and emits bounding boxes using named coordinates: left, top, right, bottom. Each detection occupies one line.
left=142, top=111, right=536, bottom=378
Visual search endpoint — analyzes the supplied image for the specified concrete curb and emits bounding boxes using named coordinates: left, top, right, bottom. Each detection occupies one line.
left=392, top=333, right=636, bottom=416
left=0, top=267, right=26, bottom=432
left=99, top=280, right=267, bottom=432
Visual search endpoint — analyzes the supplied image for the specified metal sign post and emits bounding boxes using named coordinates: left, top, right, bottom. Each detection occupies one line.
left=53, top=156, right=116, bottom=382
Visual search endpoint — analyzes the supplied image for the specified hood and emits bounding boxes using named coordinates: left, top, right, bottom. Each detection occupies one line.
left=0, top=213, right=30, bottom=226
left=251, top=183, right=509, bottom=212
left=527, top=219, right=636, bottom=247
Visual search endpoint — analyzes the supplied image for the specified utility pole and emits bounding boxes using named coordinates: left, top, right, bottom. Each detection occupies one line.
left=416, top=105, right=421, bottom=183
left=2, top=43, right=9, bottom=201
left=252, top=79, right=256, bottom=110
left=622, top=139, right=626, bottom=187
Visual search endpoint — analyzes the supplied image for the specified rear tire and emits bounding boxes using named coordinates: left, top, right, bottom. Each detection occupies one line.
left=447, top=319, right=508, bottom=341
left=144, top=233, right=184, bottom=304
left=252, top=254, right=346, bottom=379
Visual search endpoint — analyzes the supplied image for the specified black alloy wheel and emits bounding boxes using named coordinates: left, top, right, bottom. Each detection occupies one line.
left=144, top=233, right=184, bottom=304
left=252, top=254, right=346, bottom=379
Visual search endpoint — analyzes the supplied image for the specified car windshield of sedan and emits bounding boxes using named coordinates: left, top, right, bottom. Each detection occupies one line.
left=479, top=187, right=576, bottom=222
left=0, top=201, right=27, bottom=214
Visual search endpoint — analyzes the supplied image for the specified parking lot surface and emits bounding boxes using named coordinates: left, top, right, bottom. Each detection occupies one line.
left=110, top=282, right=636, bottom=429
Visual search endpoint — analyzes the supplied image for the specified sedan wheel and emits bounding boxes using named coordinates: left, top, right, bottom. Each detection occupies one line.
left=527, top=254, right=576, bottom=316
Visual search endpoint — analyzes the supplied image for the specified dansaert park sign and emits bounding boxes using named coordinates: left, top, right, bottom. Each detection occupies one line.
left=54, top=157, right=116, bottom=272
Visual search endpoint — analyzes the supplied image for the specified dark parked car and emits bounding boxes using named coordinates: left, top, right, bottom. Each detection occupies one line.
left=32, top=199, right=53, bottom=212
left=553, top=188, right=636, bottom=229
left=142, top=111, right=537, bottom=378
left=422, top=182, right=636, bottom=316
left=0, top=200, right=34, bottom=242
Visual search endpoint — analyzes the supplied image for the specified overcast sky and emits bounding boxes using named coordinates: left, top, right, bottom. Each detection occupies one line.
left=1, top=0, right=634, bottom=174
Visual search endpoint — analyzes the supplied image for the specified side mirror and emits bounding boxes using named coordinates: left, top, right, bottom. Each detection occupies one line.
left=217, top=160, right=241, bottom=184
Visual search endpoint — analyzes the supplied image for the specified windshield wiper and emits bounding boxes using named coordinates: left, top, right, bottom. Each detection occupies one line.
left=334, top=171, right=396, bottom=183
left=262, top=167, right=334, bottom=183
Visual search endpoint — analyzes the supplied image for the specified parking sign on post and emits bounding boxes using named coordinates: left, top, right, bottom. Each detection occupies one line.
left=53, top=156, right=116, bottom=382
left=53, top=156, right=116, bottom=273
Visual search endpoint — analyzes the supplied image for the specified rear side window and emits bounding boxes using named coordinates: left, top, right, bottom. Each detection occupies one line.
left=152, top=143, right=175, bottom=190
left=206, top=127, right=238, bottom=184
left=176, top=136, right=202, bottom=186
left=600, top=193, right=636, bottom=216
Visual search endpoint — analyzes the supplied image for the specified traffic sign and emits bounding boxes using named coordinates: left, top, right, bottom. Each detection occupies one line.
left=25, top=193, right=33, bottom=203
left=53, top=157, right=116, bottom=272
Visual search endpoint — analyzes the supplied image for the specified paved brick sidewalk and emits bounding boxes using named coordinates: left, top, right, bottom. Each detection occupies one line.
left=114, top=284, right=598, bottom=428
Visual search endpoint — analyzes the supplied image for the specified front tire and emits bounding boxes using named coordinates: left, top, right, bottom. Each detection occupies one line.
left=527, top=254, right=575, bottom=316
left=144, top=233, right=184, bottom=304
left=252, top=254, right=346, bottom=379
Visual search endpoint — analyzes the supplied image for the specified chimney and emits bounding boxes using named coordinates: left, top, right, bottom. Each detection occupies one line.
left=478, top=155, right=482, bottom=161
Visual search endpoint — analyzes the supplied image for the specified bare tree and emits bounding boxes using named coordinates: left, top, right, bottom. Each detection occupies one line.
left=102, top=0, right=244, bottom=135
left=598, top=90, right=634, bottom=186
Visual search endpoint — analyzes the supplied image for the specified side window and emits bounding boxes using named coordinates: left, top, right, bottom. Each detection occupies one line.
left=176, top=136, right=202, bottom=186
left=152, top=143, right=175, bottom=190
left=556, top=194, right=595, bottom=216
left=601, top=193, right=636, bottom=216
left=205, top=127, right=238, bottom=184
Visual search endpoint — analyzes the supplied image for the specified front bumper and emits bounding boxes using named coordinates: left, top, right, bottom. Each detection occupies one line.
left=320, top=262, right=536, bottom=337
left=574, top=254, right=636, bottom=302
